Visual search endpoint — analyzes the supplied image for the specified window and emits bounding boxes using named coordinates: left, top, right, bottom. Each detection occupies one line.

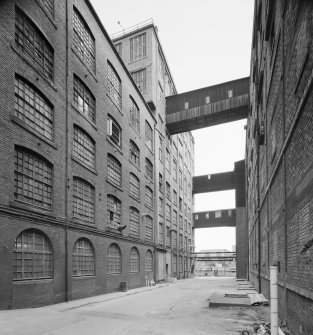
left=130, top=247, right=140, bottom=273
left=107, top=154, right=122, bottom=187
left=107, top=115, right=121, bottom=146
left=179, top=233, right=183, bottom=250
left=14, top=75, right=53, bottom=140
left=159, top=222, right=164, bottom=244
left=145, top=121, right=153, bottom=151
left=159, top=136, right=163, bottom=161
left=72, top=238, right=94, bottom=276
left=179, top=215, right=183, bottom=229
left=115, top=42, right=122, bottom=56
left=166, top=149, right=170, bottom=171
left=130, top=33, right=146, bottom=61
left=107, top=195, right=121, bottom=229
left=184, top=203, right=187, bottom=216
left=129, top=140, right=140, bottom=168
left=158, top=197, right=164, bottom=217
left=129, top=207, right=140, bottom=238
left=73, top=126, right=95, bottom=168
left=184, top=102, right=189, bottom=109
left=184, top=219, right=187, bottom=232
left=130, top=96, right=140, bottom=133
left=195, top=214, right=198, bottom=220
left=173, top=159, right=177, bottom=181
left=145, top=158, right=153, bottom=182
left=38, top=0, right=54, bottom=17
left=73, top=7, right=95, bottom=72
left=166, top=182, right=171, bottom=200
left=215, top=210, right=222, bottom=218
left=166, top=204, right=171, bottom=223
left=205, top=213, right=210, bottom=219
left=179, top=170, right=183, bottom=189
left=172, top=231, right=177, bottom=249
left=107, top=62, right=122, bottom=109
left=107, top=243, right=121, bottom=274
left=145, top=250, right=153, bottom=271
left=129, top=173, right=140, bottom=200
left=73, top=177, right=95, bottom=223
left=179, top=197, right=182, bottom=211
left=73, top=75, right=95, bottom=122
left=159, top=173, right=163, bottom=192
left=184, top=177, right=187, bottom=194
left=205, top=96, right=210, bottom=104
left=173, top=210, right=177, bottom=227
left=15, top=8, right=54, bottom=80
left=173, top=254, right=177, bottom=275
left=145, top=215, right=153, bottom=241
left=14, top=147, right=53, bottom=209
left=145, top=186, right=153, bottom=208
left=173, top=190, right=177, bottom=206
left=228, top=89, right=233, bottom=98
left=13, top=229, right=52, bottom=280
left=132, top=68, right=146, bottom=93
left=228, top=209, right=233, bottom=217
left=166, top=227, right=170, bottom=246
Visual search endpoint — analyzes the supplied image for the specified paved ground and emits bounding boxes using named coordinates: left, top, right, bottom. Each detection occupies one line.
left=0, top=277, right=270, bottom=335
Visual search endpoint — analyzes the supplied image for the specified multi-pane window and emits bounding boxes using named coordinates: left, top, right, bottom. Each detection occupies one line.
left=145, top=186, right=153, bottom=208
left=159, top=173, right=163, bottom=192
left=14, top=76, right=53, bottom=140
left=14, top=147, right=52, bottom=209
left=107, top=62, right=122, bottom=109
left=173, top=160, right=178, bottom=181
left=73, top=126, right=95, bottom=168
left=73, top=177, right=95, bottom=223
left=130, top=173, right=140, bottom=200
left=107, top=115, right=121, bottom=146
left=145, top=121, right=153, bottom=151
left=107, top=154, right=122, bottom=187
left=179, top=233, right=183, bottom=250
left=73, top=75, right=95, bottom=122
left=132, top=68, right=146, bottom=93
left=172, top=231, right=177, bottom=249
left=107, top=243, right=121, bottom=274
left=145, top=250, right=153, bottom=271
left=72, top=238, right=95, bottom=276
left=166, top=149, right=170, bottom=171
left=159, top=222, right=164, bottom=244
left=130, top=140, right=140, bottom=168
left=107, top=195, right=121, bottom=229
left=166, top=227, right=171, bottom=246
left=173, top=255, right=177, bottom=275
left=115, top=42, right=122, bottom=56
left=38, top=0, right=54, bottom=17
left=173, top=190, right=177, bottom=206
left=179, top=170, right=183, bottom=189
left=130, top=97, right=140, bottom=133
left=145, top=215, right=153, bottom=241
left=73, top=7, right=95, bottom=72
left=130, top=33, right=146, bottom=61
left=13, top=229, right=52, bottom=280
left=159, top=136, right=163, bottom=161
left=15, top=8, right=54, bottom=80
left=129, top=207, right=140, bottom=238
left=184, top=177, right=187, bottom=194
left=179, top=215, right=183, bottom=229
left=166, top=204, right=171, bottom=223
left=145, top=158, right=153, bottom=182
left=158, top=197, right=164, bottom=217
left=179, top=197, right=182, bottom=211
left=130, top=247, right=140, bottom=273
left=173, top=210, right=177, bottom=227
left=166, top=182, right=171, bottom=200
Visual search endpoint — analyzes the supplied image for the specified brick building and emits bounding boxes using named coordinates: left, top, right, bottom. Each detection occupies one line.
left=247, top=0, right=313, bottom=334
left=0, top=0, right=193, bottom=309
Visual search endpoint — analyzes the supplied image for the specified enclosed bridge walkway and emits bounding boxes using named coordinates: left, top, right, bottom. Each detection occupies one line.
left=165, top=77, right=249, bottom=279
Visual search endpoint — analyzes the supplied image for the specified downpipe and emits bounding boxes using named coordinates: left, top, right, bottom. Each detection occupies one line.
left=270, top=263, right=278, bottom=335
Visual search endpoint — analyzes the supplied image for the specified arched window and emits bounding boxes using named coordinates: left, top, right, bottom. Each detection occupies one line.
left=107, top=154, right=122, bottom=187
left=144, top=215, right=153, bottom=241
left=129, top=96, right=140, bottom=133
left=129, top=173, right=140, bottom=199
left=130, top=247, right=140, bottom=273
left=107, top=243, right=121, bottom=274
left=129, top=206, right=140, bottom=238
left=73, top=177, right=95, bottom=223
left=145, top=158, right=153, bottom=182
left=145, top=186, right=153, bottom=208
left=72, top=238, right=95, bottom=276
left=107, top=115, right=122, bottom=147
left=107, top=62, right=122, bottom=109
left=129, top=140, right=140, bottom=168
left=73, top=125, right=95, bottom=168
left=14, top=146, right=53, bottom=209
left=107, top=195, right=121, bottom=229
left=145, top=121, right=153, bottom=151
left=145, top=250, right=153, bottom=272
left=13, top=229, right=52, bottom=280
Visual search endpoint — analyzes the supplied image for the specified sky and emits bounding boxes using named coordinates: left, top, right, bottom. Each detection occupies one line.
left=90, top=0, right=254, bottom=251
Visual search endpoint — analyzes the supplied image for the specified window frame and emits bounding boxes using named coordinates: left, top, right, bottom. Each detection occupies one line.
left=107, top=243, right=122, bottom=274
left=107, top=154, right=122, bottom=188
left=73, top=177, right=95, bottom=223
left=73, top=125, right=96, bottom=169
left=107, top=61, right=122, bottom=109
left=72, top=238, right=95, bottom=277
left=130, top=247, right=140, bottom=273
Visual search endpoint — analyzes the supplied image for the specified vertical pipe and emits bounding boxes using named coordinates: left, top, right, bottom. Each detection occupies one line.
left=270, top=265, right=278, bottom=335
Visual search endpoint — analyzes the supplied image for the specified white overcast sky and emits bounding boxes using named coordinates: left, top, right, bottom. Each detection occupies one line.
left=90, top=0, right=254, bottom=251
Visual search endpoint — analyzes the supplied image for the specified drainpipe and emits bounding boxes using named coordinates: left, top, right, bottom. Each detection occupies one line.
left=64, top=0, right=70, bottom=302
left=270, top=263, right=279, bottom=335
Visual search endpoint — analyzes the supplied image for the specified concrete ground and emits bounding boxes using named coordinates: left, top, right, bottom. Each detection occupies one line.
left=0, top=277, right=270, bottom=335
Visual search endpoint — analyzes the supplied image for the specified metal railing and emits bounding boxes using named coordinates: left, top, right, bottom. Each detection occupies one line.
left=111, top=19, right=154, bottom=40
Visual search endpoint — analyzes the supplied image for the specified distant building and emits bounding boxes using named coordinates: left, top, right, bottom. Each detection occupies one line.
left=248, top=0, right=313, bottom=333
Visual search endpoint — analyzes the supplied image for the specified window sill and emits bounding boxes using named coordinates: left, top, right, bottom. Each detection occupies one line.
left=129, top=194, right=141, bottom=204
left=71, top=155, right=98, bottom=175
left=106, top=136, right=123, bottom=154
left=71, top=103, right=97, bottom=130
left=34, top=0, right=58, bottom=29
left=11, top=115, right=58, bottom=150
left=72, top=275, right=95, bottom=280
left=128, top=56, right=148, bottom=65
left=12, top=43, right=57, bottom=91
left=71, top=217, right=95, bottom=226
left=13, top=278, right=53, bottom=284
left=9, top=200, right=55, bottom=217
left=106, top=178, right=123, bottom=192
left=72, top=47, right=98, bottom=83
left=106, top=93, right=123, bottom=116
left=106, top=227, right=122, bottom=235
